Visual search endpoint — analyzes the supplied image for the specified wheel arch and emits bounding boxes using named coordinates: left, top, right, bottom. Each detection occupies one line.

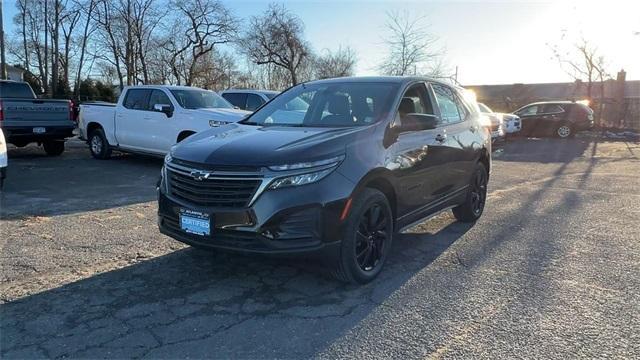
left=177, top=130, right=196, bottom=143
left=352, top=169, right=398, bottom=220
left=86, top=122, right=103, bottom=137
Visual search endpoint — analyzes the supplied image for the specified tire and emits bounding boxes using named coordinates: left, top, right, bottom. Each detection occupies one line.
left=43, top=140, right=65, bottom=156
left=556, top=124, right=573, bottom=138
left=453, top=162, right=488, bottom=223
left=331, top=188, right=394, bottom=284
left=89, top=129, right=112, bottom=159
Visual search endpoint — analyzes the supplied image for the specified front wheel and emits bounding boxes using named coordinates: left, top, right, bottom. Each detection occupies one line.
left=43, top=140, right=65, bottom=156
left=331, top=188, right=394, bottom=284
left=453, top=162, right=488, bottom=222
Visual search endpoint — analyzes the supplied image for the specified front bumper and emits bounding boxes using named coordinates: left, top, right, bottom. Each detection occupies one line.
left=157, top=169, right=355, bottom=255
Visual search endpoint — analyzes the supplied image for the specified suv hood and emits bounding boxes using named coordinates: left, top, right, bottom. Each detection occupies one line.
left=172, top=124, right=369, bottom=167
left=189, top=108, right=251, bottom=123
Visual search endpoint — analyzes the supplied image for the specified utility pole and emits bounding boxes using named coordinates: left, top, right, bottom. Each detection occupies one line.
left=0, top=0, right=7, bottom=80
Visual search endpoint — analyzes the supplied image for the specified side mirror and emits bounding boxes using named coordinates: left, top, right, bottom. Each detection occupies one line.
left=395, top=113, right=438, bottom=132
left=153, top=103, right=173, bottom=117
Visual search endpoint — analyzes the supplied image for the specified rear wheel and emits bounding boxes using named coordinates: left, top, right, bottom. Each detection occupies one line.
left=43, top=140, right=65, bottom=156
left=453, top=162, right=488, bottom=222
left=331, top=188, right=394, bottom=284
left=556, top=124, right=572, bottom=138
left=89, top=129, right=112, bottom=159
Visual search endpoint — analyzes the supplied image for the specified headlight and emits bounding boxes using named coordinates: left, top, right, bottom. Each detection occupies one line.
left=164, top=153, right=172, bottom=164
left=268, top=155, right=344, bottom=171
left=268, top=167, right=335, bottom=190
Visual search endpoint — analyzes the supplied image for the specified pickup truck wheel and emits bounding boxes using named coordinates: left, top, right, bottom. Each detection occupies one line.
left=453, top=162, right=488, bottom=223
left=43, top=140, right=65, bottom=156
left=89, top=129, right=112, bottom=159
left=331, top=188, right=394, bottom=284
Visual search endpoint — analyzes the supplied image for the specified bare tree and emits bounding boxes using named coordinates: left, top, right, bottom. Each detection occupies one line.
left=241, top=3, right=309, bottom=85
left=378, top=10, right=442, bottom=76
left=550, top=37, right=611, bottom=125
left=73, top=0, right=99, bottom=96
left=550, top=38, right=608, bottom=102
left=314, top=46, right=356, bottom=79
left=161, top=0, right=236, bottom=86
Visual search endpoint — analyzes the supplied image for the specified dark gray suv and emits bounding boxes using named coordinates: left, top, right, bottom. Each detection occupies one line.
left=159, top=77, right=492, bottom=283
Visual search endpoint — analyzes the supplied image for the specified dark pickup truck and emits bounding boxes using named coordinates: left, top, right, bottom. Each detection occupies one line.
left=0, top=80, right=75, bottom=155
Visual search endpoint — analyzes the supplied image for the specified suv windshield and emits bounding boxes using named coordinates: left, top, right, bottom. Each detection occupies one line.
left=170, top=89, right=232, bottom=110
left=242, top=82, right=400, bottom=127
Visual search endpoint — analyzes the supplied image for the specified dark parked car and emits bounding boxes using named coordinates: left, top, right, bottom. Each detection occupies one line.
left=220, top=89, right=279, bottom=111
left=0, top=80, right=75, bottom=155
left=513, top=101, right=594, bottom=138
left=158, top=77, right=491, bottom=283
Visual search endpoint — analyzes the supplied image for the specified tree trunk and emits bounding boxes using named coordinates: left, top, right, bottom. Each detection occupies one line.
left=21, top=1, right=29, bottom=70
left=289, top=67, right=297, bottom=85
left=75, top=0, right=95, bottom=97
left=44, top=0, right=49, bottom=95
left=51, top=0, right=60, bottom=97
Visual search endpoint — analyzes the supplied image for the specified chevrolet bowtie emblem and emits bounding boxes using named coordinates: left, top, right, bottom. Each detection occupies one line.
left=190, top=170, right=210, bottom=181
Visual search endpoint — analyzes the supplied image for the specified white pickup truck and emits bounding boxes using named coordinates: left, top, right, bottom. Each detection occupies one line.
left=78, top=85, right=250, bottom=159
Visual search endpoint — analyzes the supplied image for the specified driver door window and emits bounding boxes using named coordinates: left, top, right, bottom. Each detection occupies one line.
left=246, top=94, right=265, bottom=111
left=518, top=105, right=539, bottom=116
left=148, top=90, right=173, bottom=113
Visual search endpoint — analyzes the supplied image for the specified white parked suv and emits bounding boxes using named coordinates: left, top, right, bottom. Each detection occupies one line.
left=79, top=85, right=250, bottom=159
left=219, top=89, right=279, bottom=111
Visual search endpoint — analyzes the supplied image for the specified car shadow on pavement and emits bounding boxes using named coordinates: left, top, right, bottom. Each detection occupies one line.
left=1, top=142, right=162, bottom=220
left=0, top=217, right=473, bottom=358
left=496, top=137, right=591, bottom=163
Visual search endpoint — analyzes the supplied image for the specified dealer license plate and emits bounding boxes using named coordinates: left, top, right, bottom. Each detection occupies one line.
left=179, top=209, right=211, bottom=236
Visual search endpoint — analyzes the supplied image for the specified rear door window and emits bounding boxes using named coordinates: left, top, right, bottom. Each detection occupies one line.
left=432, top=84, right=462, bottom=125
left=542, top=104, right=565, bottom=114
left=123, top=89, right=152, bottom=110
left=221, top=93, right=247, bottom=109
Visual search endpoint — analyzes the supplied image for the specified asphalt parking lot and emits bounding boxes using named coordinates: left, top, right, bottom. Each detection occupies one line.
left=1, top=136, right=639, bottom=358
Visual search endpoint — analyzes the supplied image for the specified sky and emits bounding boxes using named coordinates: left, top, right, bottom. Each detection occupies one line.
left=2, top=0, right=639, bottom=85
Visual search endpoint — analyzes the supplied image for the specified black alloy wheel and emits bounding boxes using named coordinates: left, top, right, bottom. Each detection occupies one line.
left=355, top=204, right=391, bottom=272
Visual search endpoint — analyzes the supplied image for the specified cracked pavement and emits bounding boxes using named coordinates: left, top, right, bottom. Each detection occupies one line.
left=1, top=137, right=639, bottom=358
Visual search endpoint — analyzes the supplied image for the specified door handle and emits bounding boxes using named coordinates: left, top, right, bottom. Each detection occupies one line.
left=435, top=133, right=447, bottom=142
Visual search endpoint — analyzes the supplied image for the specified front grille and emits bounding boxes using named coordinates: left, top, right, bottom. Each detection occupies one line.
left=168, top=169, right=261, bottom=208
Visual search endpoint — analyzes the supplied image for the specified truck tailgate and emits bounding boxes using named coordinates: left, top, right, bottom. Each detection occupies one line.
left=2, top=99, right=72, bottom=127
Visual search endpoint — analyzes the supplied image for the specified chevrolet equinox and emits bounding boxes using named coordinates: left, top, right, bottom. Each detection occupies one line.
left=158, top=77, right=491, bottom=283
